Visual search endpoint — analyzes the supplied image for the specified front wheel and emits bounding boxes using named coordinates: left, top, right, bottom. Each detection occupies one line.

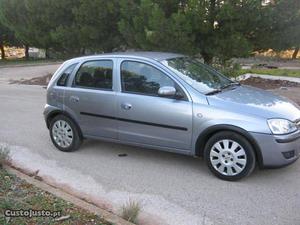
left=204, top=131, right=256, bottom=181
left=49, top=115, right=82, bottom=152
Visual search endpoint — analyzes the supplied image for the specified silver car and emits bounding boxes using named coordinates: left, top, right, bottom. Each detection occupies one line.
left=44, top=52, right=300, bottom=181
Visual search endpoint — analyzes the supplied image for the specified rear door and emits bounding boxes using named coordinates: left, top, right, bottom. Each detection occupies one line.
left=116, top=59, right=193, bottom=151
left=64, top=59, right=118, bottom=139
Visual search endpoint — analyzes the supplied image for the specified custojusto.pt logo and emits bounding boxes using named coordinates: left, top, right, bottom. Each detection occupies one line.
left=4, top=209, right=61, bottom=218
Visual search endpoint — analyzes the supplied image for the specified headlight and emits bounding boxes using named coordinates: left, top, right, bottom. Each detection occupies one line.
left=267, top=119, right=297, bottom=135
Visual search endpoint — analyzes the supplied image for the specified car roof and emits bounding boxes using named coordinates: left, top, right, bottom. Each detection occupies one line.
left=69, top=51, right=184, bottom=63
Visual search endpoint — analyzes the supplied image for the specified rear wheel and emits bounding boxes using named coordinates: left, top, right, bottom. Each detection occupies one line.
left=204, top=131, right=256, bottom=181
left=49, top=115, right=82, bottom=152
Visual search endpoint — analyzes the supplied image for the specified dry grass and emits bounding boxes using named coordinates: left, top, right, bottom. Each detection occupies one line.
left=0, top=144, right=11, bottom=167
left=254, top=49, right=300, bottom=59
left=121, top=200, right=141, bottom=224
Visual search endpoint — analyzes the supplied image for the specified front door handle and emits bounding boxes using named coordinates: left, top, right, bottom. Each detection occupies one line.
left=70, top=96, right=80, bottom=103
left=121, top=103, right=132, bottom=110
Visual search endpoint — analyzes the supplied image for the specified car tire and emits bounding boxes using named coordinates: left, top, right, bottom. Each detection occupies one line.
left=204, top=131, right=256, bottom=181
left=49, top=115, right=82, bottom=152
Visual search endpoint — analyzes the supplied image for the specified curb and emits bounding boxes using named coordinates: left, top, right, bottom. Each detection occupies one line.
left=4, top=165, right=134, bottom=225
left=0, top=62, right=62, bottom=69
left=237, top=73, right=300, bottom=84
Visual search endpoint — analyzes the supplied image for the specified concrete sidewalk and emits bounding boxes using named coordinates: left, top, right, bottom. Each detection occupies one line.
left=237, top=73, right=300, bottom=83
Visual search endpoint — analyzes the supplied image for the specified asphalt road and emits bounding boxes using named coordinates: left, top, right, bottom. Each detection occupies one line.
left=0, top=65, right=300, bottom=225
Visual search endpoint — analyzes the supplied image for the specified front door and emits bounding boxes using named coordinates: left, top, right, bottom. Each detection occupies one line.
left=117, top=60, right=193, bottom=151
left=64, top=59, right=117, bottom=139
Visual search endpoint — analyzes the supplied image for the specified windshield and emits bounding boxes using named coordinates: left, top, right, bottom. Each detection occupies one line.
left=162, top=57, right=234, bottom=94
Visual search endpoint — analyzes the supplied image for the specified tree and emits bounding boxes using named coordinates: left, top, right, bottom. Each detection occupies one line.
left=119, top=0, right=194, bottom=54
left=0, top=0, right=30, bottom=58
left=179, top=0, right=267, bottom=63
left=1, top=0, right=297, bottom=62
left=0, top=20, right=19, bottom=59
left=269, top=0, right=300, bottom=59
left=0, top=0, right=123, bottom=57
left=249, top=0, right=300, bottom=59
left=119, top=0, right=268, bottom=64
left=73, top=0, right=122, bottom=53
left=0, top=22, right=9, bottom=59
left=0, top=0, right=81, bottom=57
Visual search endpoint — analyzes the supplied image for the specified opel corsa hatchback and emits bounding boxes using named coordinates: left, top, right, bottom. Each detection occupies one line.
left=44, top=52, right=300, bottom=181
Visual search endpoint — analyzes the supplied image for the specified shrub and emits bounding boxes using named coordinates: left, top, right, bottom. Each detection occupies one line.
left=0, top=145, right=11, bottom=168
left=213, top=60, right=242, bottom=79
left=121, top=199, right=141, bottom=224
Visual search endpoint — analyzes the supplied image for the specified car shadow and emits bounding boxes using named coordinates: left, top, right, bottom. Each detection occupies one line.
left=78, top=139, right=210, bottom=175
left=72, top=139, right=299, bottom=184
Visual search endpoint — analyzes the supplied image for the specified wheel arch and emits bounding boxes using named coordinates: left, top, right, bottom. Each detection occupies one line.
left=46, top=110, right=83, bottom=139
left=195, top=125, right=264, bottom=167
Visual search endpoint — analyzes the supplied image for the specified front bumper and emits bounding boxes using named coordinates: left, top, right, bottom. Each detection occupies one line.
left=251, top=131, right=300, bottom=168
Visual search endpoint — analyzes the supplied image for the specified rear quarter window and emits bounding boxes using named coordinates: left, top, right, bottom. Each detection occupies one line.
left=57, top=63, right=78, bottom=86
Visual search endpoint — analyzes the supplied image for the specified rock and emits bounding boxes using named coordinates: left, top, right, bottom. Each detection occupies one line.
left=54, top=215, right=71, bottom=221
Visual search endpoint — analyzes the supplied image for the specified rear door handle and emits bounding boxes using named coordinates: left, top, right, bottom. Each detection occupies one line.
left=70, top=96, right=80, bottom=103
left=121, top=103, right=132, bottom=110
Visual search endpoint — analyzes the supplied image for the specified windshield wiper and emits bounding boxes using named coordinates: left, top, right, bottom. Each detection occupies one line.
left=205, top=89, right=222, bottom=95
left=221, top=82, right=240, bottom=90
left=205, top=82, right=240, bottom=95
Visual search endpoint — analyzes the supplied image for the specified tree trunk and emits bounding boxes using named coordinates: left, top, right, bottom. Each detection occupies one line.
left=209, top=0, right=216, bottom=29
left=45, top=48, right=50, bottom=59
left=292, top=47, right=299, bottom=59
left=81, top=48, right=86, bottom=55
left=202, top=52, right=213, bottom=64
left=0, top=44, right=5, bottom=60
left=203, top=0, right=216, bottom=65
left=24, top=45, right=29, bottom=59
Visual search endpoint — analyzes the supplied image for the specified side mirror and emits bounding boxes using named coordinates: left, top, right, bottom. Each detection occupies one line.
left=158, top=86, right=176, bottom=97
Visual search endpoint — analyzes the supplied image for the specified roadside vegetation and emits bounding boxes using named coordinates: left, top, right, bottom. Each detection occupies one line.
left=213, top=61, right=300, bottom=78
left=0, top=0, right=299, bottom=64
left=121, top=200, right=141, bottom=224
left=0, top=168, right=112, bottom=225
left=237, top=69, right=300, bottom=78
left=0, top=145, right=10, bottom=168
left=0, top=145, right=111, bottom=225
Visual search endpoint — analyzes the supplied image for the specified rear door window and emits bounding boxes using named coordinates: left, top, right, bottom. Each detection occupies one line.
left=74, top=60, right=113, bottom=90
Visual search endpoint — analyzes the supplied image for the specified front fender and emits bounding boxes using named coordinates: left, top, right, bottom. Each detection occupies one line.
left=191, top=103, right=270, bottom=167
left=192, top=123, right=265, bottom=167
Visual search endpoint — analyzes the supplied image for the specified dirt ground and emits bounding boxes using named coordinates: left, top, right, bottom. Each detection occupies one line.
left=9, top=73, right=53, bottom=86
left=240, top=76, right=300, bottom=89
left=0, top=64, right=60, bottom=85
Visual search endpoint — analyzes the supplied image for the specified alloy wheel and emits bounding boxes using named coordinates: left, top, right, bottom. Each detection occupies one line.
left=52, top=120, right=74, bottom=148
left=209, top=139, right=247, bottom=176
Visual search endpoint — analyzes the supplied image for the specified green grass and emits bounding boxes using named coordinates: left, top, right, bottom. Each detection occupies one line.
left=0, top=168, right=111, bottom=225
left=237, top=69, right=300, bottom=78
left=0, top=58, right=61, bottom=67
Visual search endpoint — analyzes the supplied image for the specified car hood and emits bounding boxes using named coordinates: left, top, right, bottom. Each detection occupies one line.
left=206, top=85, right=300, bottom=121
